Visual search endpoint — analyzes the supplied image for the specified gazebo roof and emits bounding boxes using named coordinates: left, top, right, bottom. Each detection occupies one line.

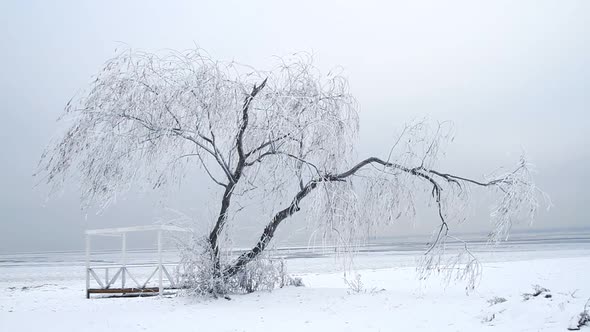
left=85, top=224, right=190, bottom=236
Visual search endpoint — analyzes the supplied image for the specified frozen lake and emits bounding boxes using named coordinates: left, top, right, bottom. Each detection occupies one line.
left=1, top=228, right=590, bottom=331
left=2, top=228, right=589, bottom=282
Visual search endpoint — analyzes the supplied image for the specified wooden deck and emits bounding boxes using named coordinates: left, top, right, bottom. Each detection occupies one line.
left=86, top=287, right=178, bottom=298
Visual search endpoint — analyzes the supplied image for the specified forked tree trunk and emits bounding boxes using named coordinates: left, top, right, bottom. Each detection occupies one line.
left=224, top=181, right=318, bottom=277
left=208, top=79, right=267, bottom=278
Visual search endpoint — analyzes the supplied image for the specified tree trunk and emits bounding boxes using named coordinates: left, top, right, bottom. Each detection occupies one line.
left=209, top=183, right=235, bottom=275
left=225, top=181, right=318, bottom=276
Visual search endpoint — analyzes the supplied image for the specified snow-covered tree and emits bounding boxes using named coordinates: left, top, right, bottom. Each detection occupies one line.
left=38, top=48, right=546, bottom=292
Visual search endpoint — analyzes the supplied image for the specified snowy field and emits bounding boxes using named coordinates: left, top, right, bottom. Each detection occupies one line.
left=1, top=231, right=590, bottom=332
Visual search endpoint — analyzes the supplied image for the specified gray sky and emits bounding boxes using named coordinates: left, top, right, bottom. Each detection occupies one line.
left=1, top=0, right=589, bottom=253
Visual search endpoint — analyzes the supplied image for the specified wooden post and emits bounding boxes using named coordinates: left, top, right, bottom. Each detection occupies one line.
left=121, top=233, right=126, bottom=289
left=85, top=234, right=90, bottom=299
left=158, top=230, right=163, bottom=296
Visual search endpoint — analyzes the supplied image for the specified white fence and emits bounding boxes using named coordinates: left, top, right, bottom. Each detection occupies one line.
left=85, top=225, right=190, bottom=298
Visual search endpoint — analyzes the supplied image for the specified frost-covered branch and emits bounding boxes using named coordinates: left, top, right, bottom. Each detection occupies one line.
left=227, top=152, right=544, bottom=279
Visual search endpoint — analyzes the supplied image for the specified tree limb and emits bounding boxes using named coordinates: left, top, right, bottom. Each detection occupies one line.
left=235, top=78, right=267, bottom=162
left=245, top=133, right=291, bottom=159
left=225, top=156, right=514, bottom=276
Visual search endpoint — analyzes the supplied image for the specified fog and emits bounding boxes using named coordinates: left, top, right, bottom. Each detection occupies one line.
left=1, top=0, right=588, bottom=253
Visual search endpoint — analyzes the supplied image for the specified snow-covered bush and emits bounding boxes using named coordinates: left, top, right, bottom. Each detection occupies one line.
left=344, top=273, right=365, bottom=294
left=568, top=298, right=590, bottom=331
left=177, top=236, right=295, bottom=296
left=232, top=255, right=286, bottom=294
left=522, top=284, right=551, bottom=301
left=176, top=236, right=225, bottom=296
left=487, top=296, right=507, bottom=306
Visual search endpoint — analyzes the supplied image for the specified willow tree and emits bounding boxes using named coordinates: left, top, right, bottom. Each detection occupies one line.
left=38, top=48, right=545, bottom=290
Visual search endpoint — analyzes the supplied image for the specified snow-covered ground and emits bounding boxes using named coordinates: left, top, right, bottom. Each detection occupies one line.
left=1, top=233, right=590, bottom=331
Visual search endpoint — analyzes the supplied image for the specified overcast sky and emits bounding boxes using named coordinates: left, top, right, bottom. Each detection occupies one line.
left=0, top=0, right=589, bottom=253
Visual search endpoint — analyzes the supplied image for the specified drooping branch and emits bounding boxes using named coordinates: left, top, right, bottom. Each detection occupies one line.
left=225, top=156, right=533, bottom=276
left=156, top=153, right=227, bottom=189
left=119, top=112, right=236, bottom=183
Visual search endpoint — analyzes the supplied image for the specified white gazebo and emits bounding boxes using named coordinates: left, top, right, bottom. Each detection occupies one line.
left=85, top=225, right=190, bottom=298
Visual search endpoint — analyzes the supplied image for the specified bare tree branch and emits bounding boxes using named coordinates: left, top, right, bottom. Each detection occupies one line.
left=235, top=78, right=267, bottom=163
left=245, top=133, right=291, bottom=159
left=226, top=155, right=538, bottom=276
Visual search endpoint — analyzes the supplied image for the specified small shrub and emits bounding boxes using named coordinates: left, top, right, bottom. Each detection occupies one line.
left=482, top=313, right=496, bottom=323
left=488, top=296, right=507, bottom=306
left=344, top=273, right=364, bottom=294
left=522, top=284, right=550, bottom=301
left=568, top=298, right=590, bottom=331
left=284, top=276, right=305, bottom=287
